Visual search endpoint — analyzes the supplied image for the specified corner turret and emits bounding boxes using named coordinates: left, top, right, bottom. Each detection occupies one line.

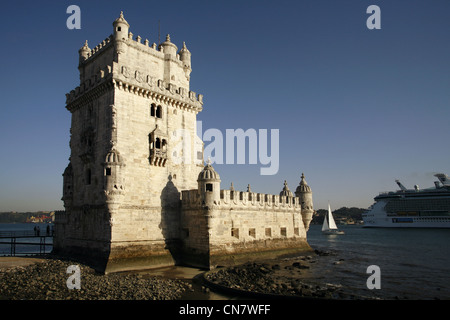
left=113, top=11, right=129, bottom=57
left=113, top=11, right=130, bottom=41
left=160, top=34, right=178, bottom=58
left=179, top=42, right=192, bottom=80
left=295, top=173, right=314, bottom=231
left=279, top=180, right=294, bottom=197
left=103, top=149, right=125, bottom=211
left=197, top=160, right=221, bottom=207
left=78, top=40, right=90, bottom=65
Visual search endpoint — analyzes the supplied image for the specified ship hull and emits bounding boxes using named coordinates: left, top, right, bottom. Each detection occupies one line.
left=363, top=187, right=450, bottom=228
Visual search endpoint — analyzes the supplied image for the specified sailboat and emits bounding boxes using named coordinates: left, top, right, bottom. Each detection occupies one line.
left=322, top=204, right=345, bottom=235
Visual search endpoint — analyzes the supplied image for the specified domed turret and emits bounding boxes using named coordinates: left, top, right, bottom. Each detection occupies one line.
left=78, top=40, right=90, bottom=64
left=197, top=159, right=221, bottom=206
left=103, top=149, right=125, bottom=205
left=179, top=42, right=191, bottom=62
left=113, top=11, right=129, bottom=56
left=179, top=41, right=192, bottom=78
left=295, top=173, right=314, bottom=231
left=295, top=173, right=312, bottom=194
left=279, top=180, right=293, bottom=197
left=160, top=34, right=178, bottom=57
left=113, top=11, right=130, bottom=41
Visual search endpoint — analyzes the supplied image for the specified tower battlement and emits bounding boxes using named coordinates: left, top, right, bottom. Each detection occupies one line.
left=181, top=189, right=302, bottom=209
left=68, top=12, right=202, bottom=110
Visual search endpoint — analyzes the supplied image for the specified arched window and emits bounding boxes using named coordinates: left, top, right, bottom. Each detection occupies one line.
left=156, top=106, right=162, bottom=118
left=155, top=138, right=161, bottom=149
left=150, top=104, right=156, bottom=117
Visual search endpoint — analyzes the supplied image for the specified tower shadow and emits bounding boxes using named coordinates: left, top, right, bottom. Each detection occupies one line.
left=159, top=174, right=182, bottom=264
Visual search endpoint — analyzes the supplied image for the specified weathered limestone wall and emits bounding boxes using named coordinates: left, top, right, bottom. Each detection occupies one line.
left=181, top=189, right=312, bottom=269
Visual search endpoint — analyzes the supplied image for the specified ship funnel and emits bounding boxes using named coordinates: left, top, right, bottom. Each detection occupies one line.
left=395, top=180, right=407, bottom=191
left=434, top=173, right=450, bottom=187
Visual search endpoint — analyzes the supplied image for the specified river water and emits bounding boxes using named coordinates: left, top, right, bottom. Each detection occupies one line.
left=305, top=224, right=450, bottom=299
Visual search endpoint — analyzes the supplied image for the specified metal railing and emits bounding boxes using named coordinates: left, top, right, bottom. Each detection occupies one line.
left=0, top=230, right=53, bottom=256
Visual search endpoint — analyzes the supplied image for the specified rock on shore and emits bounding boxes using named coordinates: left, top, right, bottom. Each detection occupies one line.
left=205, top=262, right=337, bottom=299
left=204, top=252, right=365, bottom=299
left=0, top=257, right=189, bottom=300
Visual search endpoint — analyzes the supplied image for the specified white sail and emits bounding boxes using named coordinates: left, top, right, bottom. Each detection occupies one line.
left=327, top=204, right=338, bottom=230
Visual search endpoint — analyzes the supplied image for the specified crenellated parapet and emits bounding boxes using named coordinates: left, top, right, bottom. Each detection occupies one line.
left=181, top=189, right=302, bottom=211
left=69, top=11, right=202, bottom=114
left=65, top=67, right=113, bottom=112
left=112, top=66, right=203, bottom=112
left=78, top=36, right=114, bottom=65
left=65, top=72, right=203, bottom=113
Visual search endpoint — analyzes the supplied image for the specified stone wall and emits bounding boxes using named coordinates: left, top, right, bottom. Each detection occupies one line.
left=180, top=188, right=311, bottom=269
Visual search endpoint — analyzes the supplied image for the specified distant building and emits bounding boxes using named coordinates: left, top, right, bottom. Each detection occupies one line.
left=54, top=12, right=314, bottom=273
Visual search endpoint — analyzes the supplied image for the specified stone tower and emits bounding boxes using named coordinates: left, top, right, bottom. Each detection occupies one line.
left=295, top=173, right=314, bottom=231
left=55, top=12, right=204, bottom=273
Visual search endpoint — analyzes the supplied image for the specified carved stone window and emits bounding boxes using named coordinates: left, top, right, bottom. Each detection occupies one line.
left=149, top=125, right=167, bottom=167
left=151, top=104, right=155, bottom=117
left=156, top=106, right=162, bottom=118
left=150, top=103, right=162, bottom=119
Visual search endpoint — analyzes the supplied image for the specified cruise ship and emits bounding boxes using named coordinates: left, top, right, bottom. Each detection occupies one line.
left=362, top=173, right=450, bottom=228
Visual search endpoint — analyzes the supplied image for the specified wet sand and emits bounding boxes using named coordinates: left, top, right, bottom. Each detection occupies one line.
left=0, top=257, right=47, bottom=270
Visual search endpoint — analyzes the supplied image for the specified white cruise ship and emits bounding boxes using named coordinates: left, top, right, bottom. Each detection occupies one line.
left=363, top=173, right=450, bottom=228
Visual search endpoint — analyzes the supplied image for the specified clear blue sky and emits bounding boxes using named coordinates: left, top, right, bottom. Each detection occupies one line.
left=0, top=0, right=449, bottom=212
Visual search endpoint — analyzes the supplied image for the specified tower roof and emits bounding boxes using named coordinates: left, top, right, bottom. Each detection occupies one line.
left=179, top=42, right=190, bottom=55
left=105, top=149, right=122, bottom=164
left=295, top=173, right=312, bottom=194
left=160, top=34, right=178, bottom=51
left=198, top=159, right=220, bottom=181
left=280, top=180, right=294, bottom=197
left=79, top=40, right=90, bottom=52
left=113, top=11, right=130, bottom=27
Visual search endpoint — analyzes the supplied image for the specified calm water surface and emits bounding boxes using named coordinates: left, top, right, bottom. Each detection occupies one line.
left=305, top=224, right=450, bottom=299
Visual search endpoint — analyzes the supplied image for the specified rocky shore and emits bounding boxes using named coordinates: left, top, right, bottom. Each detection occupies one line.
left=0, top=257, right=190, bottom=300
left=203, top=250, right=378, bottom=300
left=0, top=250, right=380, bottom=300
